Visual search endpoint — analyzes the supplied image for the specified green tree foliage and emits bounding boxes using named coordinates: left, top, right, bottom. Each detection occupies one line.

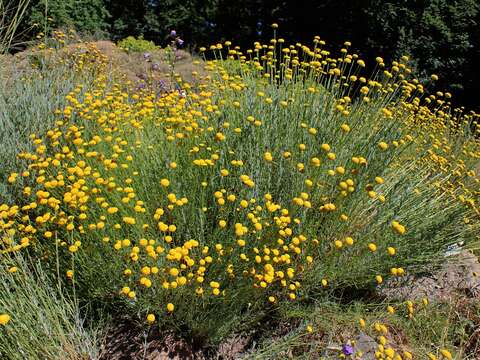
left=104, top=0, right=217, bottom=46
left=27, top=0, right=109, bottom=35
left=364, top=0, right=480, bottom=103
left=142, top=0, right=216, bottom=46
left=103, top=0, right=149, bottom=39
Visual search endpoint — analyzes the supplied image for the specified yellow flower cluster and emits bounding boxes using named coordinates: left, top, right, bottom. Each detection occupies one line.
left=1, top=30, right=478, bottom=352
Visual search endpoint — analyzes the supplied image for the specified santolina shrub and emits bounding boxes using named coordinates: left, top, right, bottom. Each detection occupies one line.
left=1, top=27, right=479, bottom=354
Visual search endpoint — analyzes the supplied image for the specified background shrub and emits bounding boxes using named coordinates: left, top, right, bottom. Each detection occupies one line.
left=117, top=35, right=159, bottom=53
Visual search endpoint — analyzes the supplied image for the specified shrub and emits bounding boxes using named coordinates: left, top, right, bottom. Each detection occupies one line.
left=0, top=33, right=478, bottom=350
left=117, top=36, right=159, bottom=53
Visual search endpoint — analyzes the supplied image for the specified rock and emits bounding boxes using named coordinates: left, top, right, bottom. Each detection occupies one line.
left=217, top=335, right=251, bottom=360
left=354, top=332, right=377, bottom=360
left=379, top=250, right=480, bottom=301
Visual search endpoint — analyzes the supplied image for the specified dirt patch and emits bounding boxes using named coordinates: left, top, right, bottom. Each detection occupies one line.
left=91, top=40, right=203, bottom=86
left=216, top=335, right=252, bottom=360
left=379, top=250, right=480, bottom=301
left=98, top=317, right=254, bottom=360
left=98, top=318, right=206, bottom=360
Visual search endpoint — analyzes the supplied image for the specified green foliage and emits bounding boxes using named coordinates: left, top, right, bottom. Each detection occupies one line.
left=364, top=0, right=480, bottom=94
left=104, top=0, right=217, bottom=44
left=27, top=0, right=109, bottom=35
left=0, top=26, right=478, bottom=356
left=117, top=35, right=159, bottom=53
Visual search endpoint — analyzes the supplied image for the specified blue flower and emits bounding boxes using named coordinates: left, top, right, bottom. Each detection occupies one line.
left=342, top=344, right=354, bottom=356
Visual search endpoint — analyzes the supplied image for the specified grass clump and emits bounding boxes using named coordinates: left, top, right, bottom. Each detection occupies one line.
left=0, top=253, right=101, bottom=360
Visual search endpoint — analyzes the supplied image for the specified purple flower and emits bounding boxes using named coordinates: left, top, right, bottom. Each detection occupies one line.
left=143, top=52, right=151, bottom=60
left=342, top=344, right=354, bottom=356
left=158, top=79, right=168, bottom=92
left=170, top=30, right=177, bottom=37
left=176, top=38, right=184, bottom=46
left=152, top=63, right=159, bottom=71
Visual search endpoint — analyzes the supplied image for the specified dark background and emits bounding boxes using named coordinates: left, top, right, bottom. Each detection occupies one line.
left=15, top=0, right=480, bottom=110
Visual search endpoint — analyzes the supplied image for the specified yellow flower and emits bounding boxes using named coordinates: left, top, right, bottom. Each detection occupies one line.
left=107, top=207, right=118, bottom=214
left=167, top=303, right=175, bottom=312
left=392, top=221, right=406, bottom=234
left=359, top=318, right=366, bottom=328
left=311, top=157, right=321, bottom=166
left=378, top=141, right=389, bottom=151
left=0, top=314, right=11, bottom=325
left=264, top=152, right=273, bottom=162
left=321, top=143, right=331, bottom=152
left=440, top=349, right=452, bottom=360
left=146, top=313, right=155, bottom=323
left=160, top=178, right=170, bottom=187
left=123, top=217, right=136, bottom=225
